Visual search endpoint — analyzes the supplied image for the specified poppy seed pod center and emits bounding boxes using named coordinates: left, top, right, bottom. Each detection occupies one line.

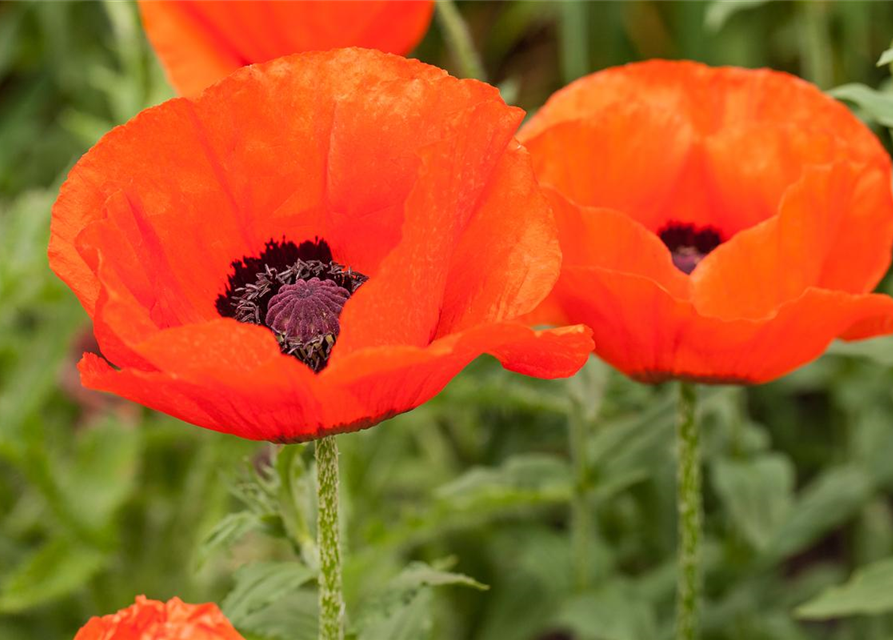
left=216, top=239, right=367, bottom=372
left=658, top=222, right=723, bottom=275
left=266, top=279, right=350, bottom=342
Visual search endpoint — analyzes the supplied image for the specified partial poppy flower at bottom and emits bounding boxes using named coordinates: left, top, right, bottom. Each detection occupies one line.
left=138, top=0, right=435, bottom=96
left=49, top=48, right=593, bottom=442
left=521, top=60, right=893, bottom=384
left=74, top=596, right=243, bottom=640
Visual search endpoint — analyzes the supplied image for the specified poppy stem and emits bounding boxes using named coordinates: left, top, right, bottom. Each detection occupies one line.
left=435, top=0, right=487, bottom=81
left=675, top=381, right=701, bottom=640
left=316, top=436, right=344, bottom=640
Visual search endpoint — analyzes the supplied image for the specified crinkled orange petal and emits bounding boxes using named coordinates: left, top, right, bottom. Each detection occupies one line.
left=50, top=99, right=256, bottom=319
left=693, top=161, right=893, bottom=320
left=435, top=143, right=560, bottom=336
left=82, top=323, right=592, bottom=442
left=333, top=99, right=523, bottom=353
left=702, top=123, right=870, bottom=234
left=74, top=596, right=244, bottom=640
left=546, top=187, right=690, bottom=298
left=320, top=323, right=592, bottom=437
left=323, top=76, right=521, bottom=274
left=139, top=0, right=434, bottom=96
left=521, top=103, right=696, bottom=232
left=523, top=61, right=885, bottom=165
left=556, top=266, right=893, bottom=384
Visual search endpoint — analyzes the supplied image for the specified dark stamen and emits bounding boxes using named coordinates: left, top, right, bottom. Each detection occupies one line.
left=658, top=222, right=723, bottom=275
left=217, top=238, right=367, bottom=372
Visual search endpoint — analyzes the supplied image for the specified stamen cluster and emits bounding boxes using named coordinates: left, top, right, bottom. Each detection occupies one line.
left=219, top=240, right=367, bottom=372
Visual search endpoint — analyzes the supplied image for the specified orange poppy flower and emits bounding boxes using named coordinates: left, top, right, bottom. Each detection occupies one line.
left=48, top=48, right=592, bottom=442
left=74, top=596, right=244, bottom=640
left=138, top=0, right=434, bottom=96
left=521, top=60, right=893, bottom=384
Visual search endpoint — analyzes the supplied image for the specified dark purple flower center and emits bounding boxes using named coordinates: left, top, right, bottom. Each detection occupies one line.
left=266, top=279, right=349, bottom=342
left=658, top=222, right=723, bottom=275
left=217, top=238, right=367, bottom=372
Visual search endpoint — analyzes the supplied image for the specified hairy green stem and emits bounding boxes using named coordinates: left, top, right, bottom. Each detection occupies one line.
left=316, top=436, right=343, bottom=640
left=435, top=0, right=487, bottom=80
left=676, top=382, right=701, bottom=640
left=569, top=393, right=591, bottom=591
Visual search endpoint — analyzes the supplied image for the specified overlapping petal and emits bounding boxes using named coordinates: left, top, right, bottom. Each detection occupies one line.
left=525, top=60, right=893, bottom=384
left=50, top=49, right=593, bottom=441
left=139, top=0, right=434, bottom=96
left=74, top=596, right=243, bottom=640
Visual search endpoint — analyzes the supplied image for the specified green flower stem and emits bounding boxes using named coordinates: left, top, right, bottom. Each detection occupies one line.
left=675, top=382, right=701, bottom=640
left=435, top=0, right=487, bottom=81
left=316, top=436, right=344, bottom=640
left=569, top=392, right=591, bottom=591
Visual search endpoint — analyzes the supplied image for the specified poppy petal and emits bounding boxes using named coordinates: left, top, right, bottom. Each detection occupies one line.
left=138, top=1, right=244, bottom=97
left=75, top=596, right=245, bottom=640
left=693, top=161, right=893, bottom=319
left=50, top=98, right=258, bottom=319
left=320, top=323, right=593, bottom=438
left=523, top=60, right=885, bottom=164
left=139, top=1, right=434, bottom=96
left=82, top=323, right=592, bottom=442
left=521, top=103, right=695, bottom=232
left=544, top=187, right=690, bottom=298
left=558, top=265, right=893, bottom=384
left=435, top=143, right=561, bottom=336
left=703, top=123, right=889, bottom=234
left=334, top=99, right=524, bottom=353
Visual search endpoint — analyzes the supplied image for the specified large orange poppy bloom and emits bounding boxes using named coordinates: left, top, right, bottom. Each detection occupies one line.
left=521, top=60, right=893, bottom=384
left=74, top=596, right=243, bottom=640
left=138, top=0, right=434, bottom=96
left=49, top=48, right=592, bottom=442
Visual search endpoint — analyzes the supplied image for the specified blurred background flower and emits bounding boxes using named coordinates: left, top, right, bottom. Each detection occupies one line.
left=73, top=596, right=244, bottom=640
left=137, top=0, right=434, bottom=95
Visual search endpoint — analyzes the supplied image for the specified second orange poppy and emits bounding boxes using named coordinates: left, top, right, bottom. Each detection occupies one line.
left=139, top=0, right=434, bottom=95
left=523, top=60, right=893, bottom=384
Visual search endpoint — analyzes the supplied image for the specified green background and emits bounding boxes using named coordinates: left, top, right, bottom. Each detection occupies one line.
left=4, top=1, right=893, bottom=639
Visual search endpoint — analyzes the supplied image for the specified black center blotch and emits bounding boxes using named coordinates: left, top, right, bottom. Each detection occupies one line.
left=658, top=222, right=723, bottom=275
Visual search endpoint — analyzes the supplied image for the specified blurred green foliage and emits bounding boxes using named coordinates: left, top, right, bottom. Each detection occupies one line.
left=4, top=1, right=893, bottom=639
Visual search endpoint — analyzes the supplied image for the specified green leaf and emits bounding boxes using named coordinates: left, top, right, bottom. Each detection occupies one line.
left=797, top=558, right=893, bottom=619
left=388, top=562, right=488, bottom=593
left=354, top=562, right=487, bottom=640
left=588, top=390, right=675, bottom=501
left=235, top=590, right=318, bottom=640
left=828, top=83, right=893, bottom=128
left=358, top=590, right=433, bottom=640
left=705, top=0, right=772, bottom=32
left=712, top=454, right=794, bottom=549
left=64, top=419, right=141, bottom=530
left=195, top=511, right=262, bottom=569
left=275, top=444, right=315, bottom=554
left=223, top=561, right=315, bottom=624
left=555, top=584, right=657, bottom=640
left=761, top=466, right=874, bottom=563
left=435, top=454, right=572, bottom=510
left=877, top=45, right=893, bottom=68
left=0, top=538, right=106, bottom=613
